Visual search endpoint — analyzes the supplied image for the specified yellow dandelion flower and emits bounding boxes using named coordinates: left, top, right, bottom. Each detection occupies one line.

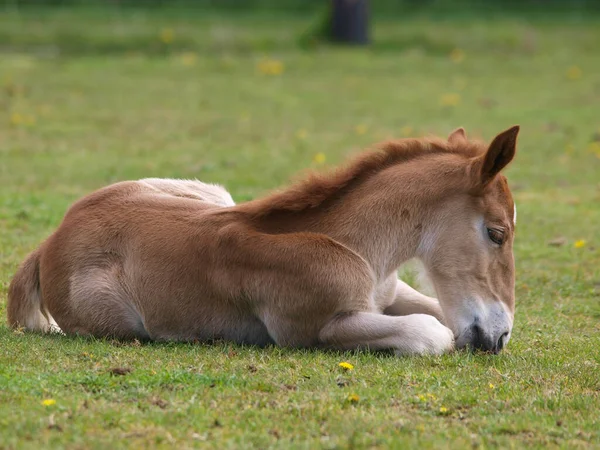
left=587, top=142, right=600, bottom=156
left=295, top=129, right=308, bottom=140
left=439, top=406, right=449, bottom=414
left=270, top=61, right=284, bottom=76
left=41, top=399, right=56, bottom=406
left=427, top=393, right=436, bottom=400
left=400, top=125, right=413, bottom=137
left=355, top=124, right=368, bottom=135
left=313, top=153, right=326, bottom=164
left=257, top=59, right=284, bottom=76
left=347, top=393, right=359, bottom=403
left=9, top=112, right=23, bottom=125
left=449, top=48, right=465, bottom=63
left=160, top=28, right=174, bottom=44
left=338, top=361, right=354, bottom=370
left=417, top=394, right=426, bottom=402
left=180, top=52, right=198, bottom=67
left=489, top=383, right=495, bottom=389
left=574, top=240, right=586, bottom=249
left=566, top=66, right=582, bottom=80
left=440, top=93, right=461, bottom=107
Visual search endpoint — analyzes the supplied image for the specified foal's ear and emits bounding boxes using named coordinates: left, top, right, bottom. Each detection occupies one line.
left=448, top=127, right=467, bottom=144
left=479, top=125, right=519, bottom=185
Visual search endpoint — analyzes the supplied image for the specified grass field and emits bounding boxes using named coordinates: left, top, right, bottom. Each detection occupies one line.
left=1, top=8, right=599, bottom=449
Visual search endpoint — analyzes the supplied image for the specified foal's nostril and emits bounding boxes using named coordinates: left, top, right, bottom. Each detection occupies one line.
left=471, top=324, right=484, bottom=350
left=496, top=332, right=509, bottom=352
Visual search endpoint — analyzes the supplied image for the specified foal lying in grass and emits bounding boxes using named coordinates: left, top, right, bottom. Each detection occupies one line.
left=8, top=126, right=519, bottom=355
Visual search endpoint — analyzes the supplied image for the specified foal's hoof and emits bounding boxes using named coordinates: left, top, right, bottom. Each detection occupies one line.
left=395, top=314, right=455, bottom=356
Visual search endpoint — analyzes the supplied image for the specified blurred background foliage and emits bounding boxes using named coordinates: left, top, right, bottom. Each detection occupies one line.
left=2, top=0, right=600, bottom=57
left=3, top=0, right=600, bottom=14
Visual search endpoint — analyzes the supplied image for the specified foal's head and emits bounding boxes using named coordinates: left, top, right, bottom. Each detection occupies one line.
left=418, top=126, right=519, bottom=354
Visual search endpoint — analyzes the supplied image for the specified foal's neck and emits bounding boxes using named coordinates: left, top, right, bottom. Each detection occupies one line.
left=308, top=164, right=432, bottom=279
left=251, top=159, right=460, bottom=281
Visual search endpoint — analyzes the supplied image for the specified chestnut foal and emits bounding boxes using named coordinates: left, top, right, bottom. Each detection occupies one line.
left=8, top=126, right=519, bottom=355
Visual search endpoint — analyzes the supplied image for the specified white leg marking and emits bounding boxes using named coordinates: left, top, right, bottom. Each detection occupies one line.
left=47, top=312, right=64, bottom=334
left=319, top=312, right=454, bottom=356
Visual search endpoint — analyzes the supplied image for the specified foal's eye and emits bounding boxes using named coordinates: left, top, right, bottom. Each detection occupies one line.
left=487, top=228, right=505, bottom=246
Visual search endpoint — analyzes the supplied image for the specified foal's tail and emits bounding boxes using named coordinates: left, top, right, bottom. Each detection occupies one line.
left=7, top=249, right=54, bottom=332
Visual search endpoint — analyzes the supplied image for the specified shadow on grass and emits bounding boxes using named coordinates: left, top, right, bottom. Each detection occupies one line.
left=6, top=326, right=508, bottom=364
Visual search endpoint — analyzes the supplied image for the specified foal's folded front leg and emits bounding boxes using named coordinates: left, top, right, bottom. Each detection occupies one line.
left=319, top=312, right=454, bottom=356
left=384, top=280, right=445, bottom=323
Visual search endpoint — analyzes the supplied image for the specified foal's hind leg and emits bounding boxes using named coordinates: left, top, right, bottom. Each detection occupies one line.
left=57, top=267, right=149, bottom=340
left=319, top=312, right=454, bottom=356
left=384, top=280, right=445, bottom=322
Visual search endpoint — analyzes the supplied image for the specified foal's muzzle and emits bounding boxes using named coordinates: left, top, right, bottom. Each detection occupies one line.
left=453, top=302, right=513, bottom=354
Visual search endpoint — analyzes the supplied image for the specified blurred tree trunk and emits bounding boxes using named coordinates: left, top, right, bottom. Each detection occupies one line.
left=330, top=0, right=369, bottom=45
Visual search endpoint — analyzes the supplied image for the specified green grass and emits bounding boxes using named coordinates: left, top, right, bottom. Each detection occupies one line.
left=1, top=9, right=599, bottom=449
